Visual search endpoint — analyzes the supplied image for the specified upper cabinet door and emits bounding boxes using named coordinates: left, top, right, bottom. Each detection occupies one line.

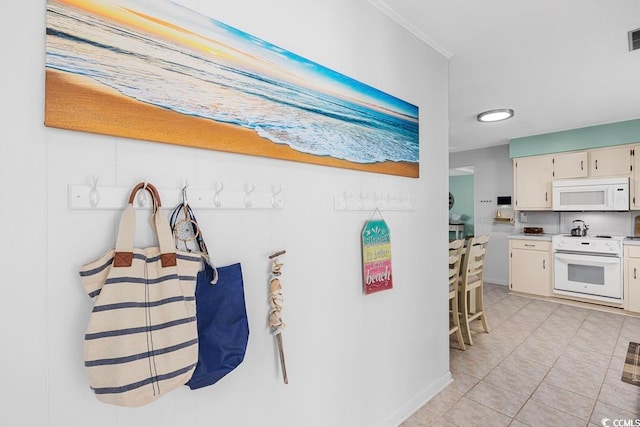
left=589, top=145, right=632, bottom=177
left=513, top=154, right=554, bottom=210
left=553, top=151, right=588, bottom=179
left=631, top=145, right=640, bottom=209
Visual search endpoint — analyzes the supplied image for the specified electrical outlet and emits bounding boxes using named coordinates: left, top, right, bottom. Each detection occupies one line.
left=519, top=211, right=527, bottom=223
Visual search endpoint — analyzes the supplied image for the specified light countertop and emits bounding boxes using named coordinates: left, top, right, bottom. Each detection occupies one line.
left=623, top=237, right=640, bottom=246
left=508, top=233, right=553, bottom=241
left=509, top=233, right=640, bottom=245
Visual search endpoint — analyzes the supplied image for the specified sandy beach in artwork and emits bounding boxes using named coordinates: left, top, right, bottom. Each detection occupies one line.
left=44, top=69, right=419, bottom=178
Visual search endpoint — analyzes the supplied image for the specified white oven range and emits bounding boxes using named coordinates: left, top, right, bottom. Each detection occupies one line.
left=551, top=234, right=625, bottom=304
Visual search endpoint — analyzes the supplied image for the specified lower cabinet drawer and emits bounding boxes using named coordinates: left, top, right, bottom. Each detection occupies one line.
left=627, top=245, right=640, bottom=259
left=510, top=239, right=551, bottom=251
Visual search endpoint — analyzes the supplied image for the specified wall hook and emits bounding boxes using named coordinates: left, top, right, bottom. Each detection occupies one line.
left=359, top=192, right=368, bottom=210
left=408, top=196, right=417, bottom=210
left=271, top=185, right=282, bottom=208
left=387, top=197, right=394, bottom=210
left=341, top=191, right=352, bottom=210
left=374, top=192, right=383, bottom=208
left=181, top=179, right=190, bottom=206
left=137, top=177, right=149, bottom=207
left=88, top=175, right=100, bottom=208
left=213, top=181, right=224, bottom=208
left=244, top=184, right=255, bottom=208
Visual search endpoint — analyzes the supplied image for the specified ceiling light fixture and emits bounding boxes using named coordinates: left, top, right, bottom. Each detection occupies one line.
left=477, top=108, right=514, bottom=123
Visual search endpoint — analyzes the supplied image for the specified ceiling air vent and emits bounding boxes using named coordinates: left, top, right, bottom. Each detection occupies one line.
left=630, top=28, right=640, bottom=51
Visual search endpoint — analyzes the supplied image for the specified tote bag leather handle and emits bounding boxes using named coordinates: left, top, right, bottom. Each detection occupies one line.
left=114, top=182, right=177, bottom=268
left=127, top=182, right=161, bottom=212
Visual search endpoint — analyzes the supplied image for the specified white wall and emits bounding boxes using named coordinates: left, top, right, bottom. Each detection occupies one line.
left=450, top=145, right=513, bottom=285
left=0, top=1, right=450, bottom=426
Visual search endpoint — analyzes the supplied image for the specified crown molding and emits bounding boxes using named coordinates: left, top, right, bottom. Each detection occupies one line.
left=367, top=0, right=453, bottom=59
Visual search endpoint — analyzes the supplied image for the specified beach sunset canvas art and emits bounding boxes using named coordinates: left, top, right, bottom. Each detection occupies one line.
left=45, top=0, right=420, bottom=177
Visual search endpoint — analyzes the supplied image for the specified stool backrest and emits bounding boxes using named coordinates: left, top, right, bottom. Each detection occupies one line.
left=448, top=239, right=464, bottom=292
left=461, top=235, right=489, bottom=287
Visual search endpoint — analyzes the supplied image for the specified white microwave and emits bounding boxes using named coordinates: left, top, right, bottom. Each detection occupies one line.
left=552, top=177, right=629, bottom=211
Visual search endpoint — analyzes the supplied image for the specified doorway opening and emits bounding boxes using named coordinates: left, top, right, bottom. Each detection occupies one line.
left=449, top=166, right=474, bottom=239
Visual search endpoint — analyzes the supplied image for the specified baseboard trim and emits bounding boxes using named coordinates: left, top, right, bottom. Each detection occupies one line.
left=380, top=371, right=453, bottom=427
left=484, top=277, right=507, bottom=286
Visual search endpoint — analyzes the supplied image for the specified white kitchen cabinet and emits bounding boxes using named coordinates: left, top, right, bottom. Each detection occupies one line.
left=553, top=151, right=588, bottom=179
left=509, top=239, right=552, bottom=297
left=624, top=246, right=640, bottom=313
left=631, top=145, right=640, bottom=209
left=513, top=154, right=553, bottom=210
left=589, top=145, right=632, bottom=178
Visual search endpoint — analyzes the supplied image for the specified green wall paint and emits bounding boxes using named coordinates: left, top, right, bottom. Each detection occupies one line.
left=449, top=175, right=474, bottom=238
left=509, top=118, right=640, bottom=158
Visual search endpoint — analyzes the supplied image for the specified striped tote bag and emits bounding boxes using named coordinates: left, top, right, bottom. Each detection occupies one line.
left=79, top=183, right=201, bottom=407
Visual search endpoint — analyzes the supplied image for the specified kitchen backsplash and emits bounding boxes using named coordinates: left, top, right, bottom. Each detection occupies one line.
left=517, top=211, right=638, bottom=236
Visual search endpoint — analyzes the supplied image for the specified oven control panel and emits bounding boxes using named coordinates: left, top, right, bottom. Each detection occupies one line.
left=552, top=235, right=623, bottom=256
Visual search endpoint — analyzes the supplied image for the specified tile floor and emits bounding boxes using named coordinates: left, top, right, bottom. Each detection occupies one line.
left=402, top=283, right=640, bottom=427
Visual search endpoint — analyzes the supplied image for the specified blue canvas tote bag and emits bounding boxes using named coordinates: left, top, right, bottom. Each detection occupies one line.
left=187, top=261, right=249, bottom=390
left=169, top=203, right=249, bottom=390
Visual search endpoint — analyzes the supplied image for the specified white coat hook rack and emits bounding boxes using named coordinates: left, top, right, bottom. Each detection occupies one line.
left=69, top=179, right=284, bottom=210
left=333, top=191, right=416, bottom=212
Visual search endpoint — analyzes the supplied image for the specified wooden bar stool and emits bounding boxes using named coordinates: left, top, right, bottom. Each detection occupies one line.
left=448, top=239, right=466, bottom=350
left=458, top=235, right=490, bottom=345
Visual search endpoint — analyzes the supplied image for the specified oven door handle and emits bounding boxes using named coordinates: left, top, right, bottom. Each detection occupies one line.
left=553, top=251, right=622, bottom=265
left=553, top=250, right=620, bottom=259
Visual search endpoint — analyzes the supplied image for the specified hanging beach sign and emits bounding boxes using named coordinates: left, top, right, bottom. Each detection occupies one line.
left=362, top=214, right=393, bottom=295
